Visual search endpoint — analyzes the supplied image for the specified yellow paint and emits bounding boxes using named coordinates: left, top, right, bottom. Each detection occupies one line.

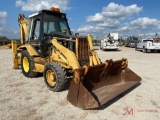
left=87, top=34, right=101, bottom=65
left=34, top=63, right=44, bottom=73
left=19, top=45, right=39, bottom=56
left=46, top=69, right=56, bottom=86
left=12, top=40, right=20, bottom=69
left=51, top=39, right=80, bottom=69
left=23, top=57, right=29, bottom=72
left=18, top=14, right=29, bottom=45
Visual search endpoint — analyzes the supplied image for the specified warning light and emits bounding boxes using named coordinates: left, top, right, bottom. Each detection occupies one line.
left=50, top=7, right=60, bottom=13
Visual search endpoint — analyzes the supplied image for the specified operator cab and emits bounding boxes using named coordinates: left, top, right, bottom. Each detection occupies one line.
left=108, top=39, right=116, bottom=44
left=26, top=7, right=72, bottom=57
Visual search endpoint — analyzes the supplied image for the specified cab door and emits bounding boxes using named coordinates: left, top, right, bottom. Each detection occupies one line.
left=27, top=16, right=46, bottom=57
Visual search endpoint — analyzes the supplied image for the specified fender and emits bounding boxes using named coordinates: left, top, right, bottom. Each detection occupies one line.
left=19, top=44, right=39, bottom=56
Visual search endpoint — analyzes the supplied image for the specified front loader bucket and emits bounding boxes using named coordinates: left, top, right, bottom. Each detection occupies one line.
left=67, top=59, right=141, bottom=109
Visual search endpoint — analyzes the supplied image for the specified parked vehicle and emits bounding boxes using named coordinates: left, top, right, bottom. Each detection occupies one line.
left=135, top=39, right=160, bottom=53
left=125, top=36, right=138, bottom=48
left=100, top=38, right=119, bottom=51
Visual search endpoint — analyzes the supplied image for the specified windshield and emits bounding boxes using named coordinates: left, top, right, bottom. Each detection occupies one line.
left=43, top=14, right=71, bottom=35
left=108, top=39, right=116, bottom=44
left=130, top=40, right=137, bottom=43
left=143, top=40, right=153, bottom=42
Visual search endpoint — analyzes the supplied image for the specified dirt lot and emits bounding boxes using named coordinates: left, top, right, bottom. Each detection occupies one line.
left=0, top=46, right=160, bottom=120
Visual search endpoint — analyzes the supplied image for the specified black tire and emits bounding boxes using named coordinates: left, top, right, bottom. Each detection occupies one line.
left=21, top=50, right=38, bottom=77
left=135, top=47, right=137, bottom=51
left=102, top=47, right=105, bottom=51
left=129, top=43, right=132, bottom=47
left=142, top=47, right=147, bottom=53
left=43, top=62, right=66, bottom=92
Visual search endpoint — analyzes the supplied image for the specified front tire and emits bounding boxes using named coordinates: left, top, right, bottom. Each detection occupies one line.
left=143, top=48, right=147, bottom=53
left=43, top=62, right=66, bottom=92
left=21, top=50, right=38, bottom=77
left=135, top=47, right=137, bottom=51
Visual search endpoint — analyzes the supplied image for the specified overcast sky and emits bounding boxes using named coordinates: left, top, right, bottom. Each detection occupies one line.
left=0, top=0, right=160, bottom=39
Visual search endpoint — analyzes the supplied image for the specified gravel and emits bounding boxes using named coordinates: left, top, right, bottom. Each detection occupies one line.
left=0, top=46, right=160, bottom=120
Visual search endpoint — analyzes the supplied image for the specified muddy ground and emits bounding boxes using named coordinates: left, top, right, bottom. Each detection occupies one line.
left=0, top=46, right=160, bottom=120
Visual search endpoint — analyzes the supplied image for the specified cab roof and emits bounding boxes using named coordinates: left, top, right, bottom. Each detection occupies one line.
left=28, top=10, right=66, bottom=19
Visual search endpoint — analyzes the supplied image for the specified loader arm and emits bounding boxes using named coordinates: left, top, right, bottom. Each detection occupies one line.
left=50, top=35, right=101, bottom=70
left=51, top=39, right=80, bottom=70
left=87, top=34, right=101, bottom=65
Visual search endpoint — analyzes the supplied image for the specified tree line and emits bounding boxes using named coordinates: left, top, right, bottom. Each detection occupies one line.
left=0, top=36, right=11, bottom=45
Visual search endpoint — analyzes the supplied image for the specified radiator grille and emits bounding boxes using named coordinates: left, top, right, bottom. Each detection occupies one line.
left=77, top=38, right=89, bottom=66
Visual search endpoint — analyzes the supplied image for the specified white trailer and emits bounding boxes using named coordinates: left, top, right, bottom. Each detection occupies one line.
left=100, top=38, right=119, bottom=51
left=110, top=33, right=119, bottom=40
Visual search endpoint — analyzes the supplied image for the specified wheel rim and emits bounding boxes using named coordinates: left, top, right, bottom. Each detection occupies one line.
left=23, top=57, right=29, bottom=72
left=46, top=69, right=56, bottom=86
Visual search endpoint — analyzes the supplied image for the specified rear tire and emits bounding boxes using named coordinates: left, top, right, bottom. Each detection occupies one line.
left=43, top=62, right=67, bottom=92
left=21, top=50, right=38, bottom=77
left=102, top=47, right=105, bottom=51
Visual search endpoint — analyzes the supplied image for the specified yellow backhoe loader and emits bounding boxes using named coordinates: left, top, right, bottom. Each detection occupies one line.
left=12, top=7, right=141, bottom=109
left=0, top=43, right=11, bottom=48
